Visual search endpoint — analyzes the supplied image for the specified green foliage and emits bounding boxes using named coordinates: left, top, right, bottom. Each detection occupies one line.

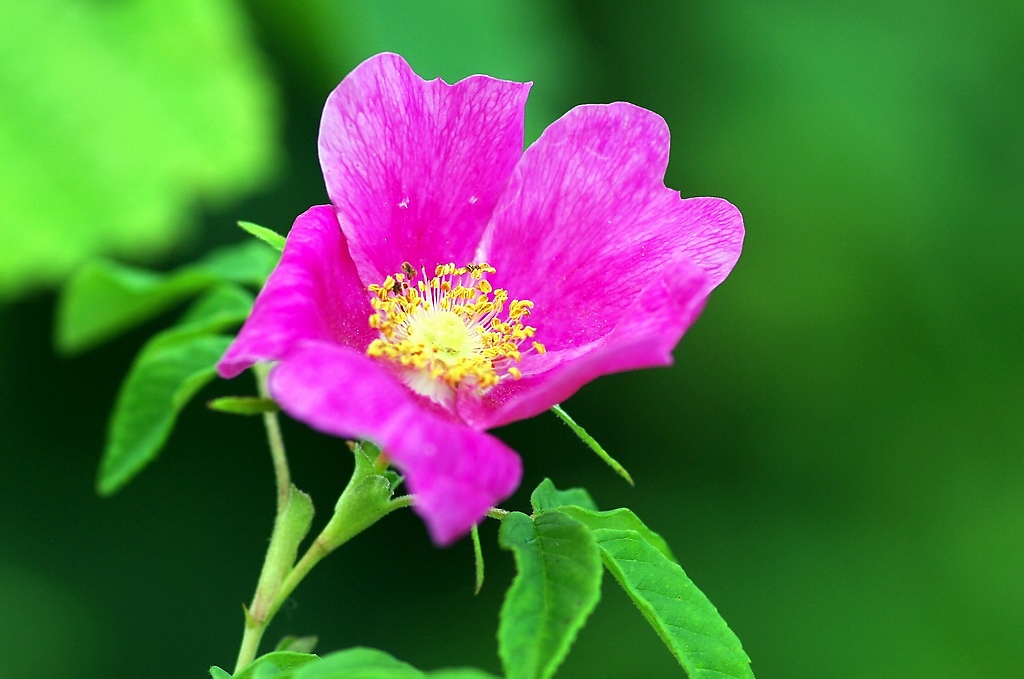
left=97, top=285, right=254, bottom=495
left=522, top=480, right=753, bottom=678
left=274, top=636, right=319, bottom=654
left=550, top=405, right=633, bottom=485
left=529, top=477, right=598, bottom=513
left=209, top=396, right=278, bottom=416
left=498, top=511, right=603, bottom=679
left=235, top=647, right=500, bottom=679
left=596, top=529, right=754, bottom=679
left=57, top=241, right=276, bottom=354
left=555, top=506, right=677, bottom=564
left=0, top=0, right=278, bottom=298
left=232, top=651, right=320, bottom=678
left=210, top=667, right=232, bottom=679
left=470, top=524, right=485, bottom=595
left=239, top=221, right=287, bottom=252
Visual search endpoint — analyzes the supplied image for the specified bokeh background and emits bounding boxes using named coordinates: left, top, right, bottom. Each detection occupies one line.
left=2, top=1, right=1022, bottom=677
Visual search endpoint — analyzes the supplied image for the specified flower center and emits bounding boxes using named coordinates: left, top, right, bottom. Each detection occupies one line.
left=366, top=262, right=545, bottom=403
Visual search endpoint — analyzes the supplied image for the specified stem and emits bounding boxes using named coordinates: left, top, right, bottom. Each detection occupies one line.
left=234, top=365, right=295, bottom=673
left=233, top=412, right=410, bottom=672
left=255, top=363, right=290, bottom=508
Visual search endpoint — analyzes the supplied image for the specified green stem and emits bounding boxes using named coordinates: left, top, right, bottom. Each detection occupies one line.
left=255, top=363, right=290, bottom=508
left=233, top=428, right=408, bottom=673
left=235, top=364, right=295, bottom=673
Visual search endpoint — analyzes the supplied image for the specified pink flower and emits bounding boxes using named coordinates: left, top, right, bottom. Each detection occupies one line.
left=217, top=53, right=743, bottom=545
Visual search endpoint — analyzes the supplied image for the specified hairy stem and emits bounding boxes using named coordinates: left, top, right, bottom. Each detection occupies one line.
left=234, top=365, right=294, bottom=673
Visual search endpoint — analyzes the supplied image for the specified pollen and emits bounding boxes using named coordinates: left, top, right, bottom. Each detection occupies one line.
left=366, top=262, right=545, bottom=400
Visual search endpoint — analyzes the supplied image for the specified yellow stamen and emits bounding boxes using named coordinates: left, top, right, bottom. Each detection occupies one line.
left=366, top=261, right=542, bottom=400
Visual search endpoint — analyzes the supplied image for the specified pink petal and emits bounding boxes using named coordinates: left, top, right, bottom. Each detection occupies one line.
left=458, top=257, right=711, bottom=430
left=319, top=53, right=531, bottom=286
left=478, top=103, right=743, bottom=352
left=217, top=205, right=375, bottom=378
left=269, top=342, right=522, bottom=545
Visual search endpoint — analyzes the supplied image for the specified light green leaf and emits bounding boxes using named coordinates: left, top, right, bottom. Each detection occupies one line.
left=498, top=511, right=602, bottom=679
left=234, top=651, right=320, bottom=679
left=208, top=396, right=278, bottom=416
left=98, top=329, right=232, bottom=495
left=529, top=478, right=598, bottom=513
left=557, top=505, right=677, bottom=564
left=0, top=0, right=278, bottom=299
left=56, top=241, right=274, bottom=354
left=551, top=405, right=633, bottom=485
left=292, top=647, right=421, bottom=679
left=209, top=667, right=232, bottom=679
left=178, top=283, right=255, bottom=328
left=471, top=523, right=485, bottom=595
left=530, top=480, right=675, bottom=562
left=286, top=647, right=499, bottom=679
left=591, top=527, right=753, bottom=679
left=239, top=221, right=287, bottom=252
left=274, top=636, right=319, bottom=655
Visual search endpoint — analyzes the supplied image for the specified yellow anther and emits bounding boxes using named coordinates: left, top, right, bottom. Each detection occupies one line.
left=365, top=261, right=541, bottom=396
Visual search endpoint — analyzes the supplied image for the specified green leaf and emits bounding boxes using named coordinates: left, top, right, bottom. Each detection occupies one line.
left=98, top=329, right=232, bottom=495
left=209, top=667, right=232, bottom=679
left=56, top=241, right=275, bottom=354
left=292, top=647, right=421, bottom=679
left=498, top=511, right=603, bottom=679
left=208, top=396, right=278, bottom=416
left=234, top=651, right=320, bottom=679
left=239, top=221, right=287, bottom=252
left=530, top=478, right=598, bottom=513
left=590, top=527, right=754, bottom=679
left=177, top=283, right=255, bottom=328
left=470, top=523, right=485, bottom=594
left=427, top=671, right=500, bottom=679
left=531, top=480, right=674, bottom=562
left=557, top=506, right=677, bottom=563
left=0, top=0, right=278, bottom=299
left=551, top=405, right=633, bottom=485
left=274, top=636, right=319, bottom=655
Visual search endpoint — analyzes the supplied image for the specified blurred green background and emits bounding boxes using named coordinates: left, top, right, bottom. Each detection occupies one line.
left=2, top=1, right=1022, bottom=676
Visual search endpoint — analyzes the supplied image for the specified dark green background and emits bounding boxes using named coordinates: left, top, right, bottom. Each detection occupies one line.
left=2, top=1, right=1022, bottom=677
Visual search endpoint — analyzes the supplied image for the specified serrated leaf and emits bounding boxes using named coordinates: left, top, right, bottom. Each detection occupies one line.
left=234, top=651, right=320, bottom=679
left=531, top=480, right=675, bottom=562
left=556, top=506, right=677, bottom=564
left=591, top=527, right=753, bottom=679
left=239, top=221, right=287, bottom=252
left=498, top=511, right=602, bottom=679
left=208, top=396, right=278, bottom=416
left=292, top=647, right=422, bottom=679
left=98, top=330, right=232, bottom=495
left=0, top=0, right=277, bottom=299
left=551, top=405, right=633, bottom=485
left=56, top=241, right=274, bottom=354
left=530, top=478, right=598, bottom=513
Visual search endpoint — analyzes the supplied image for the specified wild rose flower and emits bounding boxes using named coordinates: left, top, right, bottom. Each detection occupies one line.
left=217, top=53, right=743, bottom=545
